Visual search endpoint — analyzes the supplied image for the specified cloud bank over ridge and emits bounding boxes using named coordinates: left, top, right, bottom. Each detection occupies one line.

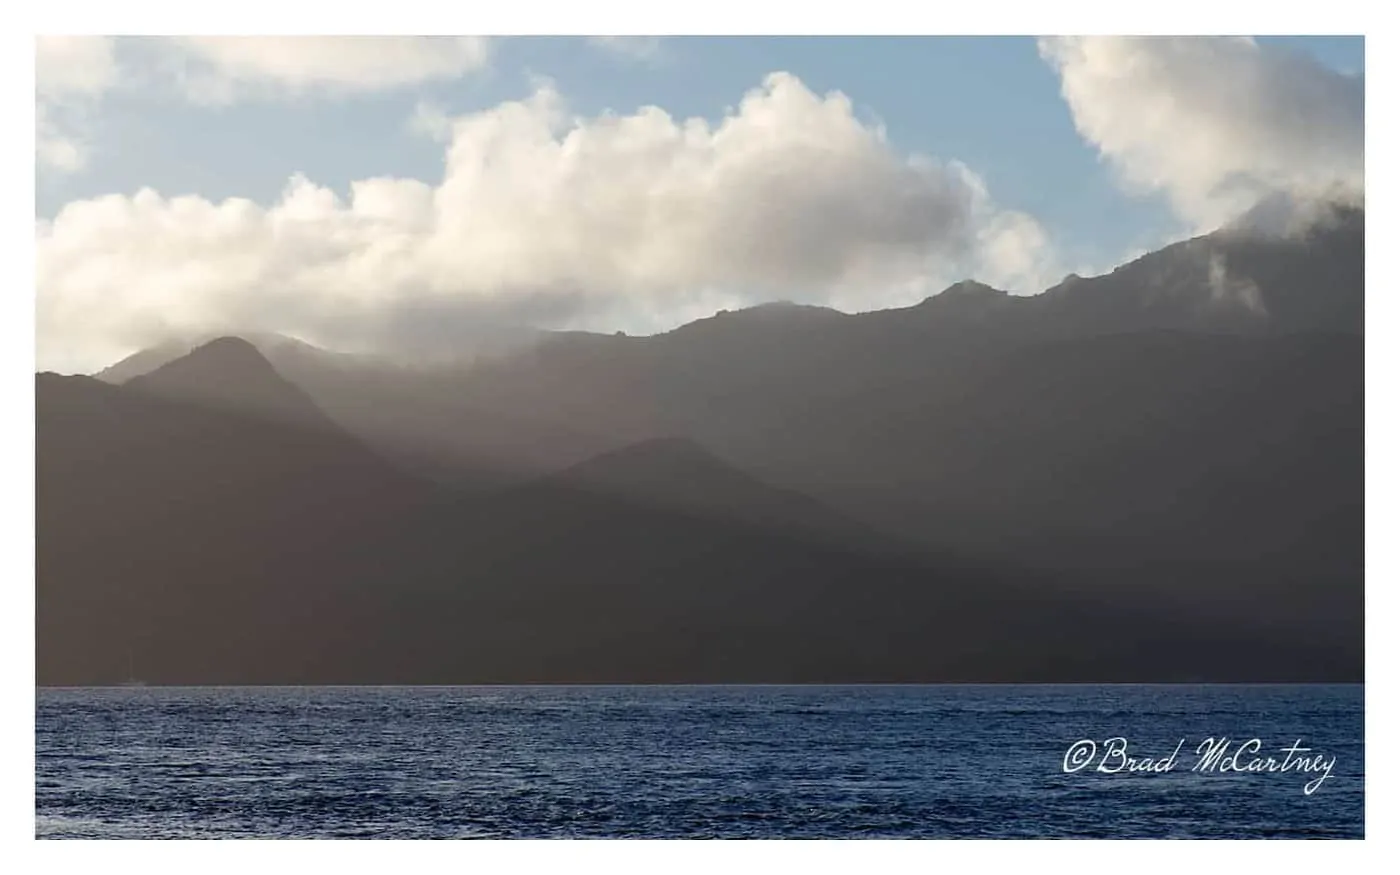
left=37, top=72, right=1059, bottom=372
left=35, top=37, right=1364, bottom=373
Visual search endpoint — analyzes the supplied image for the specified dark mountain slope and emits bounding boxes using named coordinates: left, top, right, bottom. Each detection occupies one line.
left=312, top=473, right=1357, bottom=685
left=35, top=363, right=427, bottom=686
left=36, top=366, right=1359, bottom=684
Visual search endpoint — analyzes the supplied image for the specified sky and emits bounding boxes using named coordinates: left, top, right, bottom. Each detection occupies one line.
left=34, top=35, right=1365, bottom=373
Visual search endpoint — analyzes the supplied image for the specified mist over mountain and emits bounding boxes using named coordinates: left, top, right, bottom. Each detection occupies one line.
left=38, top=207, right=1363, bottom=684
left=125, top=336, right=339, bottom=430
left=96, top=330, right=372, bottom=384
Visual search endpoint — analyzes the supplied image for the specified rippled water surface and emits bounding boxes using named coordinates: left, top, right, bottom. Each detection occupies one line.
left=36, top=685, right=1363, bottom=838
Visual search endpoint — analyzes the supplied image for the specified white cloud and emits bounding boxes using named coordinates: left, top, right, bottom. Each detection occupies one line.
left=37, top=72, right=1053, bottom=373
left=408, top=99, right=455, bottom=141
left=588, top=36, right=664, bottom=62
left=35, top=36, right=119, bottom=174
left=36, top=36, right=119, bottom=100
left=35, top=37, right=493, bottom=172
left=158, top=36, right=492, bottom=104
left=37, top=103, right=88, bottom=173
left=1040, top=36, right=1364, bottom=231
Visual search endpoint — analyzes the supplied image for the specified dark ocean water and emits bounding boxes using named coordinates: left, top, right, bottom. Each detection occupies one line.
left=35, top=685, right=1363, bottom=839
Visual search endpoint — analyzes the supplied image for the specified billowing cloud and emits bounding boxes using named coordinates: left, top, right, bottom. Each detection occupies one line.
left=157, top=36, right=492, bottom=104
left=37, top=72, right=1056, bottom=373
left=1040, top=36, right=1363, bottom=230
left=35, top=36, right=119, bottom=173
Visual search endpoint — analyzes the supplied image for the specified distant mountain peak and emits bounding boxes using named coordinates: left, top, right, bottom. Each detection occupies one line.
left=193, top=335, right=261, bottom=358
left=743, top=300, right=841, bottom=315
left=95, top=331, right=314, bottom=384
left=708, top=300, right=842, bottom=321
left=922, top=280, right=1008, bottom=305
left=146, top=336, right=281, bottom=383
left=126, top=335, right=331, bottom=428
left=906, top=281, right=1012, bottom=323
left=1223, top=193, right=1363, bottom=239
left=552, top=436, right=739, bottom=487
left=946, top=279, right=1005, bottom=295
left=540, top=436, right=864, bottom=543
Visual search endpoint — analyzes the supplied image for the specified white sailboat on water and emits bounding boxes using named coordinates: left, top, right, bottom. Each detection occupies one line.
left=120, top=648, right=146, bottom=687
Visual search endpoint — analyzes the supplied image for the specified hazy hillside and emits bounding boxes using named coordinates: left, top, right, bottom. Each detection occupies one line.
left=38, top=340, right=1361, bottom=684
left=41, top=208, right=1364, bottom=684
left=94, top=209, right=1363, bottom=489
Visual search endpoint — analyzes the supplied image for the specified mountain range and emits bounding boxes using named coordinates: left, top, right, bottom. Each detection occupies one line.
left=37, top=205, right=1364, bottom=684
